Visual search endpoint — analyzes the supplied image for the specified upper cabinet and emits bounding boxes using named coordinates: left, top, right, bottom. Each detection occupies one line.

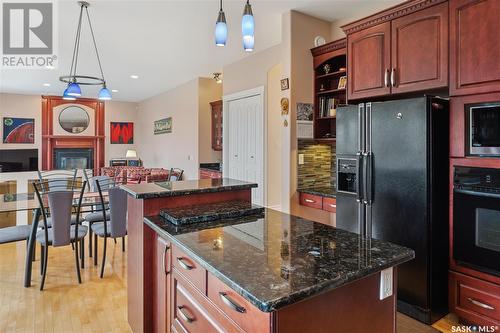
left=450, top=0, right=500, bottom=96
left=210, top=100, right=223, bottom=151
left=347, top=22, right=391, bottom=100
left=343, top=0, right=449, bottom=100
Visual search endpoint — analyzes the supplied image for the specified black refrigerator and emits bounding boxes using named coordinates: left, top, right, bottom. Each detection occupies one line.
left=335, top=96, right=449, bottom=324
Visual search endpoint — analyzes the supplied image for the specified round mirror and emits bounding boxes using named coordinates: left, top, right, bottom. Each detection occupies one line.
left=59, top=106, right=90, bottom=134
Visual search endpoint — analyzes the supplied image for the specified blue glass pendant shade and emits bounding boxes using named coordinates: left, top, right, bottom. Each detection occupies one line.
left=98, top=86, right=112, bottom=100
left=62, top=88, right=76, bottom=100
left=66, top=82, right=82, bottom=97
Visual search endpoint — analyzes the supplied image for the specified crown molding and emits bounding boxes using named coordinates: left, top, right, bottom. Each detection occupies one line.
left=341, top=0, right=447, bottom=35
left=311, top=38, right=346, bottom=57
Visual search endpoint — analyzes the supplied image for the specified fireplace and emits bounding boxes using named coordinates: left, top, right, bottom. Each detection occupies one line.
left=53, top=148, right=94, bottom=170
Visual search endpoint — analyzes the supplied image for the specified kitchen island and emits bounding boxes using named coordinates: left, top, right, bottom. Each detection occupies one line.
left=124, top=179, right=414, bottom=333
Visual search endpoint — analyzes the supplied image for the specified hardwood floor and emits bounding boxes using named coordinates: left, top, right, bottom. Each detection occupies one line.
left=0, top=237, right=458, bottom=333
left=0, top=239, right=130, bottom=333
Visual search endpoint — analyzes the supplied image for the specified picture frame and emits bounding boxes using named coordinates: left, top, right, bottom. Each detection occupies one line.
left=280, top=78, right=289, bottom=91
left=2, top=117, right=35, bottom=144
left=154, top=117, right=172, bottom=135
left=110, top=122, right=134, bottom=144
left=338, top=76, right=347, bottom=90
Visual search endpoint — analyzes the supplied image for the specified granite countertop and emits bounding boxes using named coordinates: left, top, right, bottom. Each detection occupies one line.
left=121, top=178, right=257, bottom=199
left=199, top=163, right=222, bottom=172
left=144, top=209, right=414, bottom=312
left=298, top=187, right=337, bottom=198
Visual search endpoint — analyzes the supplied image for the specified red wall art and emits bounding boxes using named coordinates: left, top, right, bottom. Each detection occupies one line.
left=110, top=122, right=134, bottom=144
left=3, top=117, right=35, bottom=143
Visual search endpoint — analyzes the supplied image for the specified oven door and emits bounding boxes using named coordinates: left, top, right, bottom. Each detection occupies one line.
left=454, top=189, right=500, bottom=276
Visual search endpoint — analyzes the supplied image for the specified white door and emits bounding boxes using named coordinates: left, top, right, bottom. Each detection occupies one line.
left=224, top=88, right=264, bottom=206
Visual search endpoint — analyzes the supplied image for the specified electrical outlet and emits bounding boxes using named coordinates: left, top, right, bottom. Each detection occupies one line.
left=298, top=154, right=304, bottom=165
left=379, top=267, right=393, bottom=300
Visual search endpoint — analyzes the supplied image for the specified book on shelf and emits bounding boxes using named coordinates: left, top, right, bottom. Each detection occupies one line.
left=318, top=97, right=341, bottom=118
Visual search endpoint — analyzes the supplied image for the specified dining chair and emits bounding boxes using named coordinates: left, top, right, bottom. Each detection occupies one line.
left=33, top=178, right=88, bottom=290
left=82, top=169, right=94, bottom=192
left=91, top=177, right=127, bottom=278
left=84, top=175, right=113, bottom=257
left=168, top=168, right=184, bottom=181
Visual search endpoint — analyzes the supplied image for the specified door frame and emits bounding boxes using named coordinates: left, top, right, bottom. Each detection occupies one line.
left=222, top=86, right=266, bottom=206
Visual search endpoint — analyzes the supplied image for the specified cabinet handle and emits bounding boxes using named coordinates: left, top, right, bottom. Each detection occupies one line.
left=219, top=292, right=246, bottom=313
left=329, top=204, right=337, bottom=208
left=304, top=199, right=316, bottom=203
left=390, top=68, right=396, bottom=87
left=467, top=297, right=495, bottom=310
left=162, top=244, right=170, bottom=275
left=384, top=69, right=389, bottom=87
left=176, top=257, right=194, bottom=270
left=177, top=306, right=195, bottom=323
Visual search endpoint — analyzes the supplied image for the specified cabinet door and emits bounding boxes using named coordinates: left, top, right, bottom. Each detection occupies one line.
left=154, top=236, right=171, bottom=333
left=450, top=0, right=500, bottom=96
left=347, top=22, right=391, bottom=100
left=391, top=2, right=448, bottom=94
left=211, top=101, right=223, bottom=151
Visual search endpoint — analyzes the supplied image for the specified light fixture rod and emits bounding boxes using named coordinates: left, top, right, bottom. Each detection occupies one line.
left=69, top=4, right=84, bottom=79
left=85, top=6, right=106, bottom=82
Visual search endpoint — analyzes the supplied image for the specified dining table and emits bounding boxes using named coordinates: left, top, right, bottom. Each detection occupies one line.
left=0, top=191, right=109, bottom=287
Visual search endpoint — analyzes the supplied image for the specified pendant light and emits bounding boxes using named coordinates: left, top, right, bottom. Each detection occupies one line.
left=60, top=1, right=112, bottom=101
left=215, top=0, right=227, bottom=46
left=242, top=0, right=254, bottom=52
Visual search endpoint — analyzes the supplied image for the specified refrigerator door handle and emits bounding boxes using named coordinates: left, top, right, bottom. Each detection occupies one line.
left=356, top=151, right=364, bottom=202
left=363, top=152, right=373, bottom=204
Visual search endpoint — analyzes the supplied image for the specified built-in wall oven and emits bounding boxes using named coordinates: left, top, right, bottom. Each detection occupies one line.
left=467, top=102, right=500, bottom=156
left=454, top=166, right=500, bottom=276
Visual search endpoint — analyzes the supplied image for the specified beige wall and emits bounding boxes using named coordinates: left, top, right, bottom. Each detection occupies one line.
left=223, top=44, right=282, bottom=96
left=198, top=78, right=222, bottom=164
left=105, top=100, right=138, bottom=162
left=0, top=93, right=139, bottom=169
left=137, top=79, right=199, bottom=179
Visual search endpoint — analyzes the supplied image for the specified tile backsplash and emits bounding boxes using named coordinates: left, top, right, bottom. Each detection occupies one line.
left=297, top=140, right=336, bottom=189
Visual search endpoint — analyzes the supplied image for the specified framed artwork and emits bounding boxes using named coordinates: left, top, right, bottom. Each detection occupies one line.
left=3, top=117, right=35, bottom=143
left=110, top=122, right=134, bottom=144
left=338, top=76, right=347, bottom=89
left=154, top=117, right=172, bottom=135
left=280, top=78, right=289, bottom=91
left=296, top=103, right=313, bottom=121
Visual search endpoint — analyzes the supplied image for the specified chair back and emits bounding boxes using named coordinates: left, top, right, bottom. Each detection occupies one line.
left=89, top=175, right=112, bottom=192
left=33, top=179, right=86, bottom=247
left=168, top=168, right=184, bottom=181
left=95, top=178, right=127, bottom=238
left=82, top=169, right=94, bottom=191
left=38, top=169, right=77, bottom=191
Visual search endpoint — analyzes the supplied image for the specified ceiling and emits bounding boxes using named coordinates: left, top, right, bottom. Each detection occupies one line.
left=0, top=0, right=402, bottom=102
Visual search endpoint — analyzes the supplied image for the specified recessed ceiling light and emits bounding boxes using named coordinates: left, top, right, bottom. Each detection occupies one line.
left=43, top=83, right=51, bottom=87
left=130, top=75, right=139, bottom=79
left=112, top=89, right=119, bottom=93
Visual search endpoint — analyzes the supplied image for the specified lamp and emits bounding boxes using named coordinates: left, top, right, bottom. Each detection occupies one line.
left=126, top=149, right=137, bottom=158
left=215, top=0, right=227, bottom=46
left=242, top=0, right=254, bottom=52
left=213, top=73, right=222, bottom=84
left=60, top=1, right=112, bottom=100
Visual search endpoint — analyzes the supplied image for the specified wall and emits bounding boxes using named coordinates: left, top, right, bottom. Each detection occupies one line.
left=137, top=79, right=200, bottom=179
left=198, top=78, right=222, bottom=164
left=0, top=93, right=139, bottom=169
left=0, top=93, right=43, bottom=168
left=105, top=100, right=139, bottom=162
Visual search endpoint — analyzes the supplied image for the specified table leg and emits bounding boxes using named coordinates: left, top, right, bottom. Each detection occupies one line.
left=24, top=208, right=41, bottom=288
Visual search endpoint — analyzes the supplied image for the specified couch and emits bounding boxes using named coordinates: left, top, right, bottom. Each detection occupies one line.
left=100, top=166, right=170, bottom=184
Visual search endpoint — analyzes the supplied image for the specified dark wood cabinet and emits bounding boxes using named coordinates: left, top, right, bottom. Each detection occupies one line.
left=450, top=0, right=500, bottom=96
left=154, top=235, right=171, bottom=333
left=210, top=100, right=223, bottom=151
left=343, top=0, right=448, bottom=100
left=347, top=22, right=391, bottom=100
left=391, top=2, right=448, bottom=94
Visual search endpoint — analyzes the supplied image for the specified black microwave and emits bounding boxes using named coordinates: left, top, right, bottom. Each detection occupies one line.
left=467, top=102, right=500, bottom=156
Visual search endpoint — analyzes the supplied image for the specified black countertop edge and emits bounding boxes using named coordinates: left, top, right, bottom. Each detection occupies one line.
left=298, top=187, right=337, bottom=198
left=121, top=178, right=258, bottom=199
left=143, top=216, right=414, bottom=313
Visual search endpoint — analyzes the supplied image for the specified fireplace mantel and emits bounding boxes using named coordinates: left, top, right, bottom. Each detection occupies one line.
left=41, top=96, right=105, bottom=172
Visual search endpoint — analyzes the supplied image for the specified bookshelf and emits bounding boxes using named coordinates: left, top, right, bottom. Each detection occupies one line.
left=310, top=38, right=347, bottom=141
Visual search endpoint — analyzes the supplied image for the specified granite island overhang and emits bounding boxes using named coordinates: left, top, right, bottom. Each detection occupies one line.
left=123, top=178, right=414, bottom=333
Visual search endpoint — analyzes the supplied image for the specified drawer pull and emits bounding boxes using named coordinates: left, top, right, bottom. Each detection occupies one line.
left=177, top=306, right=195, bottom=323
left=467, top=297, right=495, bottom=310
left=219, top=292, right=246, bottom=313
left=177, top=257, right=194, bottom=270
left=304, top=199, right=316, bottom=203
left=162, top=244, right=170, bottom=275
